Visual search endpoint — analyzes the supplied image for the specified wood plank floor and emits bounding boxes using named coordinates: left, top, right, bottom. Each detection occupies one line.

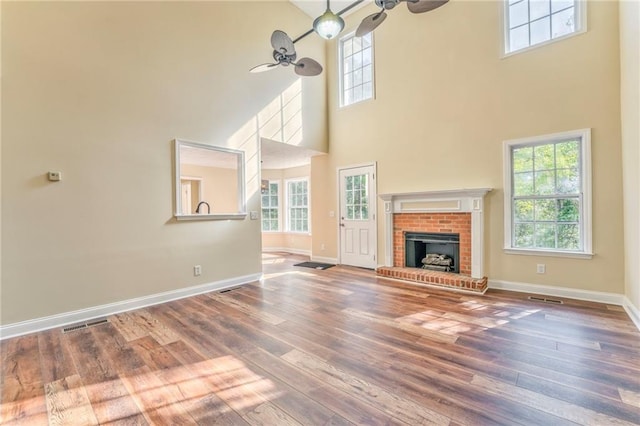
left=2, top=252, right=640, bottom=425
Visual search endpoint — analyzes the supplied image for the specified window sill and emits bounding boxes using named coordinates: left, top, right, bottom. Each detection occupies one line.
left=175, top=213, right=247, bottom=221
left=261, top=231, right=312, bottom=236
left=339, top=96, right=374, bottom=110
left=504, top=247, right=593, bottom=259
left=502, top=28, right=587, bottom=59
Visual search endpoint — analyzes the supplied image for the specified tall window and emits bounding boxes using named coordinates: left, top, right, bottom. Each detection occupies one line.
left=339, top=32, right=374, bottom=107
left=504, top=0, right=586, bottom=55
left=261, top=181, right=279, bottom=232
left=504, top=129, right=592, bottom=257
left=286, top=178, right=309, bottom=233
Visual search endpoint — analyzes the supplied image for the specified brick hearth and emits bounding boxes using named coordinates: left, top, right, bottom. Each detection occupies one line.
left=377, top=266, right=488, bottom=293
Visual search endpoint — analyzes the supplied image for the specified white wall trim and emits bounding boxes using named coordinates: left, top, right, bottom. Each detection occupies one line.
left=503, top=128, right=592, bottom=257
left=490, top=279, right=640, bottom=331
left=262, top=247, right=311, bottom=257
left=489, top=279, right=624, bottom=305
left=0, top=273, right=262, bottom=341
left=311, top=255, right=338, bottom=264
left=379, top=188, right=492, bottom=278
left=623, top=297, right=640, bottom=331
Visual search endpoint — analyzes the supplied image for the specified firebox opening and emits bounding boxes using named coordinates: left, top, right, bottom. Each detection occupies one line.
left=405, top=232, right=460, bottom=274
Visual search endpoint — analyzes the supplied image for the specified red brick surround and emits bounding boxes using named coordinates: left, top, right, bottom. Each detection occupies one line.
left=377, top=212, right=487, bottom=293
left=393, top=213, right=472, bottom=275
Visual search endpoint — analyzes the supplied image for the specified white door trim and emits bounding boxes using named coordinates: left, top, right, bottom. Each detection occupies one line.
left=336, top=162, right=377, bottom=267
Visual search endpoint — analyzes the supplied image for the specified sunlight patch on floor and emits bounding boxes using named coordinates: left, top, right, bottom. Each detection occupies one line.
left=397, top=301, right=541, bottom=336
left=74, top=355, right=285, bottom=422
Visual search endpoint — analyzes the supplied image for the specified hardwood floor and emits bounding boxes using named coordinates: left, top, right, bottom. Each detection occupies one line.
left=2, top=252, right=640, bottom=425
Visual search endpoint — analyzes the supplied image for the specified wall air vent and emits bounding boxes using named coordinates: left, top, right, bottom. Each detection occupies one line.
left=62, top=318, right=109, bottom=333
left=528, top=296, right=563, bottom=304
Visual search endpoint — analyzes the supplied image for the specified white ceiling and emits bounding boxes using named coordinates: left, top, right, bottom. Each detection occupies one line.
left=261, top=138, right=325, bottom=170
left=289, top=0, right=370, bottom=19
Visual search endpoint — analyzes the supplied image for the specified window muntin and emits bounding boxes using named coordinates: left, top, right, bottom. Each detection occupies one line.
left=261, top=181, right=279, bottom=232
left=286, top=179, right=309, bottom=233
left=504, top=129, right=591, bottom=257
left=504, top=0, right=585, bottom=55
left=345, top=174, right=369, bottom=220
left=339, top=32, right=374, bottom=107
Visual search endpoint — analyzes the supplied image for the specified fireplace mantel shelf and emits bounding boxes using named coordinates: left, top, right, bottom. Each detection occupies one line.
left=379, top=188, right=492, bottom=202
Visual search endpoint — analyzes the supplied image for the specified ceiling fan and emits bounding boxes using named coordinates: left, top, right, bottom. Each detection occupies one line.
left=250, top=0, right=365, bottom=77
left=250, top=30, right=324, bottom=77
left=250, top=0, right=448, bottom=77
left=357, top=0, right=449, bottom=37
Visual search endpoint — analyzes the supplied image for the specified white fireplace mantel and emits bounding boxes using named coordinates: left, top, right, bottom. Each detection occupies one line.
left=379, top=188, right=492, bottom=278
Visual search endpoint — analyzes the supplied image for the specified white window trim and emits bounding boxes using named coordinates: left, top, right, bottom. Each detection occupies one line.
left=503, top=128, right=593, bottom=259
left=285, top=177, right=311, bottom=234
left=338, top=31, right=375, bottom=109
left=261, top=180, right=281, bottom=233
left=501, top=0, right=587, bottom=58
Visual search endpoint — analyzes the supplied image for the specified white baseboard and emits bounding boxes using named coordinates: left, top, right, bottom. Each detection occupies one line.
left=623, top=296, right=640, bottom=331
left=489, top=279, right=640, bottom=332
left=262, top=247, right=311, bottom=257
left=0, top=273, right=262, bottom=341
left=488, top=279, right=625, bottom=305
left=311, top=255, right=338, bottom=264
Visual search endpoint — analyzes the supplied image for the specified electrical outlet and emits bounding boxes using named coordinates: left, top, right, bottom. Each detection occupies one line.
left=250, top=211, right=259, bottom=220
left=320, top=243, right=325, bottom=251
left=536, top=264, right=546, bottom=274
left=48, top=171, right=61, bottom=182
left=194, top=265, right=202, bottom=276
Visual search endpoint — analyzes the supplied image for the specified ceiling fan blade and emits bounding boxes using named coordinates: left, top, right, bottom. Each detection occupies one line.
left=250, top=63, right=279, bottom=73
left=294, top=57, right=323, bottom=77
left=271, top=30, right=296, bottom=56
left=356, top=11, right=387, bottom=37
left=406, top=0, right=448, bottom=14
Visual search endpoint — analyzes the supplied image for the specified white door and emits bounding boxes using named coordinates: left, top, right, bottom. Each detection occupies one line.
left=339, top=164, right=377, bottom=269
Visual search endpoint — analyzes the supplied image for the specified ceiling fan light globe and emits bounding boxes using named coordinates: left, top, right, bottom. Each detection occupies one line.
left=313, top=10, right=345, bottom=39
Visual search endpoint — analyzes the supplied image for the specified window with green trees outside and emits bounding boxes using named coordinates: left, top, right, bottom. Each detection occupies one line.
left=504, top=129, right=592, bottom=257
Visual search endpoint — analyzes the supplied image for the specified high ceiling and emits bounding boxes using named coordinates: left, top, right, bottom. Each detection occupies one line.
left=257, top=0, right=369, bottom=171
left=289, top=0, right=369, bottom=20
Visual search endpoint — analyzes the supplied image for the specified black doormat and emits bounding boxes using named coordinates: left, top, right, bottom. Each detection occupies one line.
left=294, top=261, right=335, bottom=270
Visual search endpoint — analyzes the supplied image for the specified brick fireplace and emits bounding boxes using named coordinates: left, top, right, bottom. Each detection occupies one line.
left=377, top=189, right=491, bottom=293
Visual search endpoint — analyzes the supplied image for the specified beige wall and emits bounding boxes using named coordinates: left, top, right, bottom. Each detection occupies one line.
left=620, top=0, right=640, bottom=310
left=181, top=164, right=238, bottom=214
left=261, top=165, right=312, bottom=253
left=314, top=0, right=624, bottom=293
left=1, top=1, right=326, bottom=324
